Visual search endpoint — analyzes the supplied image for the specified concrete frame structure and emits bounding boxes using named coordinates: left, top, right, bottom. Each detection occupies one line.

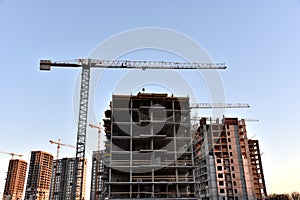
left=193, top=117, right=267, bottom=200
left=102, top=93, right=196, bottom=199
left=2, top=159, right=27, bottom=200
left=49, top=157, right=87, bottom=200
left=24, top=151, right=54, bottom=200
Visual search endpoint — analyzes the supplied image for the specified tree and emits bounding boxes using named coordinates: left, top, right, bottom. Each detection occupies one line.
left=268, top=193, right=291, bottom=200
left=291, top=192, right=300, bottom=200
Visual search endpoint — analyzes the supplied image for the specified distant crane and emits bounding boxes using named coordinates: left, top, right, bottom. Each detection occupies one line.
left=49, top=138, right=75, bottom=200
left=191, top=116, right=258, bottom=122
left=49, top=138, right=75, bottom=160
left=89, top=123, right=104, bottom=200
left=89, top=123, right=103, bottom=155
left=40, top=58, right=226, bottom=200
left=243, top=118, right=259, bottom=122
left=191, top=116, right=259, bottom=126
left=190, top=103, right=250, bottom=109
left=190, top=103, right=251, bottom=126
left=0, top=151, right=23, bottom=159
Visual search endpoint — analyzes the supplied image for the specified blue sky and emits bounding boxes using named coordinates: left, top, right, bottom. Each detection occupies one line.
left=1, top=0, right=300, bottom=196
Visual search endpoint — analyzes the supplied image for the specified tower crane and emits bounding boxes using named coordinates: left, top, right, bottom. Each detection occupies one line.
left=89, top=123, right=103, bottom=156
left=244, top=118, right=259, bottom=122
left=190, top=103, right=250, bottom=126
left=49, top=138, right=75, bottom=200
left=49, top=138, right=75, bottom=160
left=89, top=123, right=104, bottom=200
left=0, top=151, right=23, bottom=159
left=190, top=103, right=250, bottom=109
left=40, top=58, right=226, bottom=200
left=191, top=116, right=258, bottom=122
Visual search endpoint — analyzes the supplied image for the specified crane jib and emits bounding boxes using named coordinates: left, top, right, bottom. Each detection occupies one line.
left=40, top=59, right=227, bottom=70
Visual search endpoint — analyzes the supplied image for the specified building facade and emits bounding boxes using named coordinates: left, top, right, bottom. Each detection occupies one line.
left=193, top=117, right=267, bottom=200
left=49, top=157, right=87, bottom=200
left=2, top=159, right=27, bottom=200
left=24, top=151, right=54, bottom=200
left=102, top=93, right=196, bottom=199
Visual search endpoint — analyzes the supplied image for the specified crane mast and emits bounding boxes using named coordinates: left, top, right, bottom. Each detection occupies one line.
left=40, top=58, right=226, bottom=200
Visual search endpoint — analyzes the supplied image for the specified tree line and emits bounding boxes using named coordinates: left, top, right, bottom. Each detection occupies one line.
left=268, top=192, right=300, bottom=200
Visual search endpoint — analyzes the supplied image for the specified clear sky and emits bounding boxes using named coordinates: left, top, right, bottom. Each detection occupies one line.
left=1, top=0, right=300, bottom=197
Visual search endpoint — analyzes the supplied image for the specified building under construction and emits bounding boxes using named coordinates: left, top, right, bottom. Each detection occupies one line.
left=2, top=159, right=27, bottom=200
left=101, top=93, right=196, bottom=199
left=49, top=157, right=87, bottom=200
left=193, top=117, right=267, bottom=200
left=248, top=140, right=267, bottom=199
left=24, top=151, right=54, bottom=200
left=90, top=150, right=107, bottom=200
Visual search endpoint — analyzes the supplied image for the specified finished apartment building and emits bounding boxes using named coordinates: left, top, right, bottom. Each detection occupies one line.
left=193, top=117, right=267, bottom=200
left=2, top=159, right=27, bottom=200
left=24, top=151, right=54, bottom=200
left=49, top=157, right=87, bottom=200
left=101, top=93, right=196, bottom=199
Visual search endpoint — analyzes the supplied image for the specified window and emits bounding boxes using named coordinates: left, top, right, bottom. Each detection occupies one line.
left=213, top=132, right=219, bottom=137
left=231, top=166, right=235, bottom=171
left=233, top=181, right=236, bottom=186
left=228, top=138, right=231, bottom=142
left=232, top=174, right=236, bottom=178
left=220, top=189, right=225, bottom=193
left=217, top=159, right=222, bottom=163
left=235, top=189, right=238, bottom=194
left=230, top=152, right=232, bottom=156
left=231, top=159, right=233, bottom=163
left=218, top=174, right=223, bottom=178
left=219, top=181, right=224, bottom=186
left=217, top=166, right=222, bottom=171
left=229, top=145, right=232, bottom=149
